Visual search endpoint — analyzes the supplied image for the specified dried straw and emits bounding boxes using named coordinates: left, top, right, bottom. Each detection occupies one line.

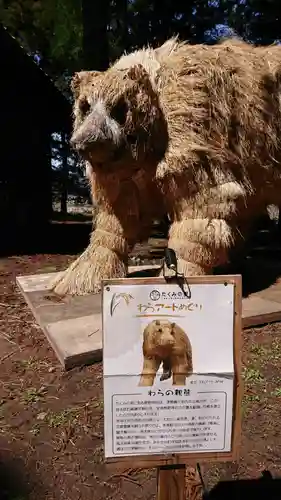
left=51, top=37, right=281, bottom=295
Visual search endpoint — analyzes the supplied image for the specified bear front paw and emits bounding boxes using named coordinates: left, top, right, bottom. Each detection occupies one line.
left=50, top=246, right=127, bottom=296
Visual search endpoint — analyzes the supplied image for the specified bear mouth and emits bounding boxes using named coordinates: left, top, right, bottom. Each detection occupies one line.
left=86, top=143, right=138, bottom=171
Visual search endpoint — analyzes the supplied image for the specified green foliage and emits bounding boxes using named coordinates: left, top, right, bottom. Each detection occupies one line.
left=0, top=0, right=82, bottom=90
left=3, top=0, right=281, bottom=200
left=220, top=0, right=281, bottom=45
left=2, top=0, right=281, bottom=91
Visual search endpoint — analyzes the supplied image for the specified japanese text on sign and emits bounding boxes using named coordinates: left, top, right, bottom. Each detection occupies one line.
left=136, top=302, right=202, bottom=316
left=112, top=391, right=227, bottom=455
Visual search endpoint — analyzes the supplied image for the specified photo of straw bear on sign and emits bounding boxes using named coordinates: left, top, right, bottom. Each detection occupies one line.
left=102, top=277, right=241, bottom=461
left=138, top=319, right=193, bottom=387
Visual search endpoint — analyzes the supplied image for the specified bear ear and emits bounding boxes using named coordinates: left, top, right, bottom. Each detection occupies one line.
left=154, top=37, right=179, bottom=60
left=171, top=322, right=175, bottom=328
left=127, top=64, right=154, bottom=92
left=155, top=319, right=160, bottom=326
left=127, top=64, right=148, bottom=81
left=71, top=71, right=87, bottom=99
left=70, top=70, right=100, bottom=99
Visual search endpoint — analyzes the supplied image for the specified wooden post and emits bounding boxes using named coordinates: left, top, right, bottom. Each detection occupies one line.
left=157, top=464, right=204, bottom=500
left=157, top=465, right=186, bottom=500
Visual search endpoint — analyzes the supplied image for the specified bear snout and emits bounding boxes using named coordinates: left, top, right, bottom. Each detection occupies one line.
left=157, top=333, right=175, bottom=347
left=71, top=100, right=122, bottom=162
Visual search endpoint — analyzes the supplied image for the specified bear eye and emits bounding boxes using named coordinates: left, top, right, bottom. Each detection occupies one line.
left=158, top=328, right=162, bottom=333
left=111, top=98, right=128, bottom=126
left=79, top=97, right=91, bottom=116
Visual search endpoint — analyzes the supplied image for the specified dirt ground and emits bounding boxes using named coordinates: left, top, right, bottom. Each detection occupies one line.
left=1, top=250, right=281, bottom=499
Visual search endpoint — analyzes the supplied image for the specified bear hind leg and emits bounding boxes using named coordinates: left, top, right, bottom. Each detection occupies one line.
left=167, top=217, right=236, bottom=277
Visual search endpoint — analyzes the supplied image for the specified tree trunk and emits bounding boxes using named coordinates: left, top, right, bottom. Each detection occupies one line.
left=81, top=0, right=110, bottom=70
left=116, top=0, right=128, bottom=52
left=60, top=132, right=68, bottom=216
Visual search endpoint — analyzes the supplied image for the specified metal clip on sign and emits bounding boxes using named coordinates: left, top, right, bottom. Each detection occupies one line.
left=162, top=248, right=192, bottom=299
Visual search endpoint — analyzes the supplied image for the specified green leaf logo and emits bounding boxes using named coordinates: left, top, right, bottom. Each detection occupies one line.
left=110, top=293, right=134, bottom=316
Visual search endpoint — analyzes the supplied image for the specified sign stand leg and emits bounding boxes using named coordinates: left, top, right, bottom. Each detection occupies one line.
left=156, top=464, right=186, bottom=500
left=157, top=464, right=205, bottom=500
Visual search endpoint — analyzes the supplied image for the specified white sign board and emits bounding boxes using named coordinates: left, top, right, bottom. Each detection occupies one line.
left=102, top=278, right=241, bottom=461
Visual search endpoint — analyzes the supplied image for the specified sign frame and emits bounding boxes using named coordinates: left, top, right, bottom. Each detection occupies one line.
left=101, top=274, right=243, bottom=468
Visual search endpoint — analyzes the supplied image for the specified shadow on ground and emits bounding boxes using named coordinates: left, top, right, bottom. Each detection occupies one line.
left=207, top=470, right=281, bottom=499
left=1, top=217, right=281, bottom=299
left=130, top=252, right=281, bottom=298
left=0, top=221, right=92, bottom=257
left=0, top=219, right=169, bottom=257
left=215, top=256, right=281, bottom=298
left=0, top=454, right=45, bottom=500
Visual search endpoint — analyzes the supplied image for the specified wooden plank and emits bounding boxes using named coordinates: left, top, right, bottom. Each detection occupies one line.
left=18, top=290, right=102, bottom=325
left=256, top=284, right=281, bottom=303
left=242, top=295, right=281, bottom=328
left=16, top=265, right=161, bottom=370
left=16, top=265, right=281, bottom=370
left=47, top=314, right=102, bottom=369
left=16, top=265, right=161, bottom=293
left=16, top=272, right=56, bottom=292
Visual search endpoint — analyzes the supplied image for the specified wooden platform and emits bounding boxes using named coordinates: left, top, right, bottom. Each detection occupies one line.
left=16, top=266, right=160, bottom=370
left=16, top=264, right=281, bottom=370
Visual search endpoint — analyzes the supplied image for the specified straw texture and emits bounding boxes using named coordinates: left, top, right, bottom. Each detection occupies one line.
left=51, top=37, right=281, bottom=295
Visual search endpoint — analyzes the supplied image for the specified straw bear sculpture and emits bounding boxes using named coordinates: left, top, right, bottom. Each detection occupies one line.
left=50, top=36, right=281, bottom=296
